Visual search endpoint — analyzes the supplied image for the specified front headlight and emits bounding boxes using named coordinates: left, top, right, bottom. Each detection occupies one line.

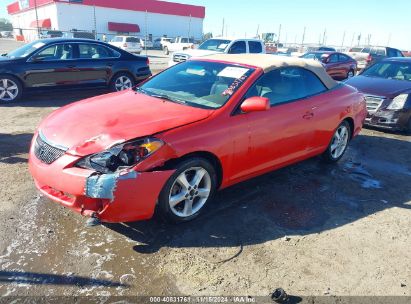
left=387, top=94, right=408, bottom=110
left=76, top=137, right=164, bottom=173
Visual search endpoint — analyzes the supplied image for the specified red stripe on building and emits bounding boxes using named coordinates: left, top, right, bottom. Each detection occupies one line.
left=7, top=0, right=205, bottom=18
left=30, top=18, right=52, bottom=28
left=108, top=22, right=140, bottom=33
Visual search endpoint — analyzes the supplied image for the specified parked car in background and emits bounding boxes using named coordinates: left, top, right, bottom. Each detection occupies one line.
left=109, top=36, right=142, bottom=54
left=301, top=51, right=357, bottom=80
left=64, top=31, right=95, bottom=40
left=139, top=38, right=153, bottom=49
left=346, top=57, right=411, bottom=133
left=0, top=38, right=151, bottom=103
left=0, top=31, right=13, bottom=38
left=153, top=37, right=172, bottom=49
left=168, top=38, right=265, bottom=66
left=39, top=30, right=64, bottom=39
left=163, top=37, right=196, bottom=55
left=28, top=54, right=366, bottom=224
left=346, top=46, right=404, bottom=72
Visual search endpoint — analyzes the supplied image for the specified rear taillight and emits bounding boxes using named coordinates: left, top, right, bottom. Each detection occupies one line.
left=123, top=43, right=128, bottom=48
left=366, top=54, right=372, bottom=62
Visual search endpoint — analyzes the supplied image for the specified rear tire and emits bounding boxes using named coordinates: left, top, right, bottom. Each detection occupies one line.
left=347, top=69, right=355, bottom=79
left=157, top=158, right=217, bottom=223
left=322, top=121, right=351, bottom=163
left=109, top=73, right=135, bottom=92
left=0, top=75, right=23, bottom=103
left=164, top=46, right=169, bottom=55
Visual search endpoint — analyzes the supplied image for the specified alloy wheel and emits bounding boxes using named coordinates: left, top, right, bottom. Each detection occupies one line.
left=330, top=124, right=349, bottom=159
left=114, top=76, right=132, bottom=91
left=168, top=167, right=211, bottom=218
left=347, top=70, right=355, bottom=78
left=0, top=78, right=19, bottom=102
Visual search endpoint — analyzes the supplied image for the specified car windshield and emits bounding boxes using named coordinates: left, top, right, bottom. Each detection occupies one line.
left=6, top=41, right=46, bottom=58
left=302, top=52, right=326, bottom=60
left=198, top=39, right=231, bottom=52
left=138, top=61, right=255, bottom=109
left=362, top=61, right=411, bottom=81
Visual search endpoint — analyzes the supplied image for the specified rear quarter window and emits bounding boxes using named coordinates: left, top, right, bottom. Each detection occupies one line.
left=248, top=41, right=263, bottom=53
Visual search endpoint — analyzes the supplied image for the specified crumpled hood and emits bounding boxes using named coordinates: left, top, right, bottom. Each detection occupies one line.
left=176, top=49, right=221, bottom=58
left=345, top=76, right=411, bottom=98
left=39, top=90, right=213, bottom=156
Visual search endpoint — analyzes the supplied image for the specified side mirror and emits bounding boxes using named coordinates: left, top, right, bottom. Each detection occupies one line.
left=240, top=96, right=270, bottom=113
left=30, top=56, right=44, bottom=62
left=1, top=53, right=7, bottom=57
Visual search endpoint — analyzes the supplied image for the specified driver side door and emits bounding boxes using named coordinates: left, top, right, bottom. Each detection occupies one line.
left=24, top=43, right=79, bottom=88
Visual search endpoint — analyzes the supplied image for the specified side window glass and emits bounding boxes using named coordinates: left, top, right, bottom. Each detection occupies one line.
left=245, top=67, right=327, bottom=106
left=248, top=41, right=263, bottom=53
left=34, top=44, right=74, bottom=61
left=338, top=54, right=348, bottom=62
left=228, top=41, right=247, bottom=54
left=329, top=54, right=338, bottom=63
left=79, top=44, right=116, bottom=59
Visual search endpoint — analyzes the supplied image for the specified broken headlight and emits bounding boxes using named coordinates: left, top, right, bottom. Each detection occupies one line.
left=76, top=137, right=164, bottom=173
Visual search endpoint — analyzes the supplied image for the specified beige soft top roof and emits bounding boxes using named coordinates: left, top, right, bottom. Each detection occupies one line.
left=199, top=53, right=338, bottom=89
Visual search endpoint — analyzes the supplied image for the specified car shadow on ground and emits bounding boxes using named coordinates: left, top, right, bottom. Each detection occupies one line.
left=0, top=271, right=126, bottom=287
left=106, top=134, right=411, bottom=254
left=0, top=88, right=110, bottom=108
left=0, top=133, right=33, bottom=164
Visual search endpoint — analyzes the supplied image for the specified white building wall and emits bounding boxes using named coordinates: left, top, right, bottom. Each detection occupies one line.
left=55, top=2, right=203, bottom=40
left=10, top=3, right=59, bottom=41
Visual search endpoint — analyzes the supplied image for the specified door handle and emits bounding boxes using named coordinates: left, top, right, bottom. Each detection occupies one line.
left=66, top=64, right=76, bottom=68
left=303, top=112, right=314, bottom=120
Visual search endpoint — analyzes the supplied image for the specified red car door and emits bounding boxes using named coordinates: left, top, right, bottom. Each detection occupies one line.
left=227, top=67, right=324, bottom=182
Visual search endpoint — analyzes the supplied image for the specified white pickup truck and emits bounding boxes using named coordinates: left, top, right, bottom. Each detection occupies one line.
left=163, top=37, right=196, bottom=55
left=168, top=38, right=266, bottom=67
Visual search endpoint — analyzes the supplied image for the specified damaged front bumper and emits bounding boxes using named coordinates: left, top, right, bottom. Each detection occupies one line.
left=28, top=148, right=174, bottom=223
left=365, top=109, right=410, bottom=131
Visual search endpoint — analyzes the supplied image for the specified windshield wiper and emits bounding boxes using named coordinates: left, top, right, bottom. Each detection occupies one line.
left=136, top=88, right=187, bottom=105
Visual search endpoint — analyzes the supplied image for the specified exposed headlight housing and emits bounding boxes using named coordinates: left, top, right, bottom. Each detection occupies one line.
left=387, top=94, right=408, bottom=110
left=76, top=137, right=164, bottom=173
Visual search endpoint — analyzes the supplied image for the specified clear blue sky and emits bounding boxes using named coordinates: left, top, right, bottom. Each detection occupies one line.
left=2, top=0, right=411, bottom=50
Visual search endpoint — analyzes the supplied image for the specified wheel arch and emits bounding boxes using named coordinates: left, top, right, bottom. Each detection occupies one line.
left=342, top=116, right=355, bottom=139
left=0, top=73, right=24, bottom=88
left=109, top=70, right=135, bottom=84
left=161, top=151, right=224, bottom=189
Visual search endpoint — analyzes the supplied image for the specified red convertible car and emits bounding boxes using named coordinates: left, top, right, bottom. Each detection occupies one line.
left=29, top=54, right=367, bottom=224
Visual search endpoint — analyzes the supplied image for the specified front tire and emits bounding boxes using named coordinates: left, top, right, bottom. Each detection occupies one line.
left=163, top=46, right=169, bottom=55
left=322, top=121, right=351, bottom=163
left=157, top=158, right=217, bottom=223
left=0, top=75, right=22, bottom=103
left=110, top=73, right=135, bottom=92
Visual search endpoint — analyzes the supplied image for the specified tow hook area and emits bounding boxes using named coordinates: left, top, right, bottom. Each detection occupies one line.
left=86, top=212, right=102, bottom=227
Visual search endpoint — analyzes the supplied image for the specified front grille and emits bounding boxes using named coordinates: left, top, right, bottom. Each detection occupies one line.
left=34, top=134, right=67, bottom=164
left=173, top=53, right=189, bottom=63
left=365, top=95, right=384, bottom=113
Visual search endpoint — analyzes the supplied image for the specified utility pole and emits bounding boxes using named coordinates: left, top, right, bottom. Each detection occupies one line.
left=145, top=10, right=148, bottom=55
left=301, top=26, right=306, bottom=47
left=34, top=0, right=40, bottom=39
left=350, top=32, right=355, bottom=48
left=256, top=24, right=260, bottom=38
left=188, top=14, right=192, bottom=40
left=221, top=18, right=224, bottom=37
left=277, top=24, right=282, bottom=44
left=387, top=33, right=392, bottom=45
left=93, top=3, right=97, bottom=39
left=341, top=31, right=346, bottom=49
left=322, top=28, right=326, bottom=45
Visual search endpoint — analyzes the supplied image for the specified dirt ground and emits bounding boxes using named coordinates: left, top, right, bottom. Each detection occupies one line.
left=0, top=39, right=411, bottom=300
